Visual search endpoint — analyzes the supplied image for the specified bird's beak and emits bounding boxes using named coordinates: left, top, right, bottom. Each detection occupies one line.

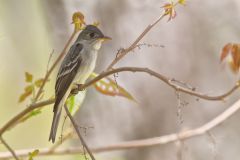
left=98, top=36, right=112, bottom=42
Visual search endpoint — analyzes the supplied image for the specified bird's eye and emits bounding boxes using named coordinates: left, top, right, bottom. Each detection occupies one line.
left=89, top=32, right=95, bottom=38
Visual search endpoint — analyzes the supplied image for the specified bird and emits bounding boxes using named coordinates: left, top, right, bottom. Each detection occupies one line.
left=49, top=25, right=111, bottom=143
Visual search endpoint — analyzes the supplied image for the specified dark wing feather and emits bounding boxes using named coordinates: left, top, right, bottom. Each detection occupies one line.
left=54, top=43, right=83, bottom=112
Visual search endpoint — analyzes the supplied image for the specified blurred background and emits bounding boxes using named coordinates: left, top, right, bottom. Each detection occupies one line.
left=1, top=0, right=240, bottom=160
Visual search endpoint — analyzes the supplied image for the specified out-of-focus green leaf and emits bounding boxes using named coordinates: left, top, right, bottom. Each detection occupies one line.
left=25, top=72, right=33, bottom=83
left=67, top=90, right=86, bottom=115
left=92, top=21, right=100, bottom=27
left=24, top=85, right=34, bottom=92
left=34, top=78, right=44, bottom=88
left=28, top=149, right=39, bottom=160
left=178, top=0, right=186, bottom=5
left=72, top=11, right=85, bottom=32
left=20, top=109, right=42, bottom=122
left=18, top=89, right=33, bottom=103
left=90, top=73, right=136, bottom=102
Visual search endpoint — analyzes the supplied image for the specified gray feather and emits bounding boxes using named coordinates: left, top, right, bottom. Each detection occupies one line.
left=49, top=43, right=82, bottom=143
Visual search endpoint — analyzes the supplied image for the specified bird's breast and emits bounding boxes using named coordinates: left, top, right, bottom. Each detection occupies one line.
left=74, top=50, right=98, bottom=84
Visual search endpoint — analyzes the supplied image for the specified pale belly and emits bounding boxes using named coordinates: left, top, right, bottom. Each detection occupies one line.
left=73, top=50, right=97, bottom=85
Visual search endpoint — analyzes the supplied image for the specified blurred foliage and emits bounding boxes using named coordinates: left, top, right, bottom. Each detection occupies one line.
left=162, top=0, right=186, bottom=21
left=67, top=91, right=86, bottom=115
left=72, top=12, right=86, bottom=32
left=19, top=72, right=45, bottom=103
left=28, top=149, right=39, bottom=160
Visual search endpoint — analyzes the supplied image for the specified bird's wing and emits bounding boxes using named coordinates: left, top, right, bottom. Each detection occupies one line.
left=54, top=43, right=83, bottom=112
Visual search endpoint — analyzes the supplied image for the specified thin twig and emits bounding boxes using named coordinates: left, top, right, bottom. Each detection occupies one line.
left=46, top=49, right=55, bottom=73
left=49, top=128, right=74, bottom=152
left=64, top=105, right=95, bottom=160
left=1, top=98, right=240, bottom=159
left=0, top=67, right=239, bottom=136
left=0, top=99, right=54, bottom=135
left=106, top=12, right=166, bottom=70
left=78, top=67, right=240, bottom=101
left=0, top=136, right=19, bottom=160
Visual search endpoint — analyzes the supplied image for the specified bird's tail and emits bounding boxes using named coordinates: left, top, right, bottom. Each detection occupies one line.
left=49, top=100, right=63, bottom=143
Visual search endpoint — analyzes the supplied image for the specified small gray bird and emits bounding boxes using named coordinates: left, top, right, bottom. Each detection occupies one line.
left=49, top=25, right=111, bottom=143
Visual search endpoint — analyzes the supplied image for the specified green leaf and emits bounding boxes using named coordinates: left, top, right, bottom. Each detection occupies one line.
left=28, top=149, right=39, bottom=160
left=66, top=90, right=86, bottom=115
left=18, top=89, right=33, bottom=103
left=34, top=78, right=44, bottom=88
left=20, top=109, right=42, bottom=122
left=25, top=72, right=33, bottom=83
left=24, top=85, right=34, bottom=92
left=178, top=0, right=186, bottom=5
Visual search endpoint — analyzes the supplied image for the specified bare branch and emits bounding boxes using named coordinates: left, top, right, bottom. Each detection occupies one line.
left=0, top=136, right=19, bottom=160
left=0, top=67, right=239, bottom=136
left=49, top=128, right=74, bottom=152
left=78, top=67, right=240, bottom=101
left=64, top=105, right=95, bottom=160
left=0, top=99, right=54, bottom=135
left=106, top=12, right=166, bottom=70
left=1, top=98, right=240, bottom=159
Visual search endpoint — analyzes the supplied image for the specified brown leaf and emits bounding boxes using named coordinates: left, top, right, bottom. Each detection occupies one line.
left=231, top=44, right=240, bottom=68
left=25, top=72, right=33, bottom=83
left=91, top=73, right=136, bottom=102
left=220, top=43, right=240, bottom=74
left=220, top=43, right=232, bottom=62
left=229, top=60, right=239, bottom=73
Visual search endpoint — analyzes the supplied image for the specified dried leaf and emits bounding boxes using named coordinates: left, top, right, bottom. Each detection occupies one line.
left=231, top=44, right=240, bottom=68
left=220, top=43, right=240, bottom=74
left=220, top=43, right=232, bottom=62
left=25, top=72, right=33, bottom=83
left=228, top=60, right=239, bottom=73
left=90, top=73, right=136, bottom=102
left=72, top=11, right=85, bottom=32
left=34, top=78, right=44, bottom=88
left=28, top=149, right=39, bottom=160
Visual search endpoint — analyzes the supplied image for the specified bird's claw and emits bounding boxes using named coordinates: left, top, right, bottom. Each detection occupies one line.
left=71, top=84, right=84, bottom=95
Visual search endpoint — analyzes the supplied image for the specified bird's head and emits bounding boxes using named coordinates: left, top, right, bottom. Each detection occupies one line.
left=77, top=25, right=111, bottom=50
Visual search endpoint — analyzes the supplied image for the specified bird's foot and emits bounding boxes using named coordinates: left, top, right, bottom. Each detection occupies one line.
left=71, top=84, right=85, bottom=95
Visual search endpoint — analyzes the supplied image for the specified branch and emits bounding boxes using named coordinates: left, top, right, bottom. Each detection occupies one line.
left=34, top=31, right=77, bottom=102
left=0, top=136, right=19, bottom=160
left=49, top=128, right=74, bottom=152
left=64, top=105, right=95, bottom=160
left=106, top=12, right=166, bottom=70
left=0, top=99, right=54, bottom=135
left=1, top=98, right=240, bottom=159
left=78, top=67, right=240, bottom=101
left=0, top=67, right=239, bottom=136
